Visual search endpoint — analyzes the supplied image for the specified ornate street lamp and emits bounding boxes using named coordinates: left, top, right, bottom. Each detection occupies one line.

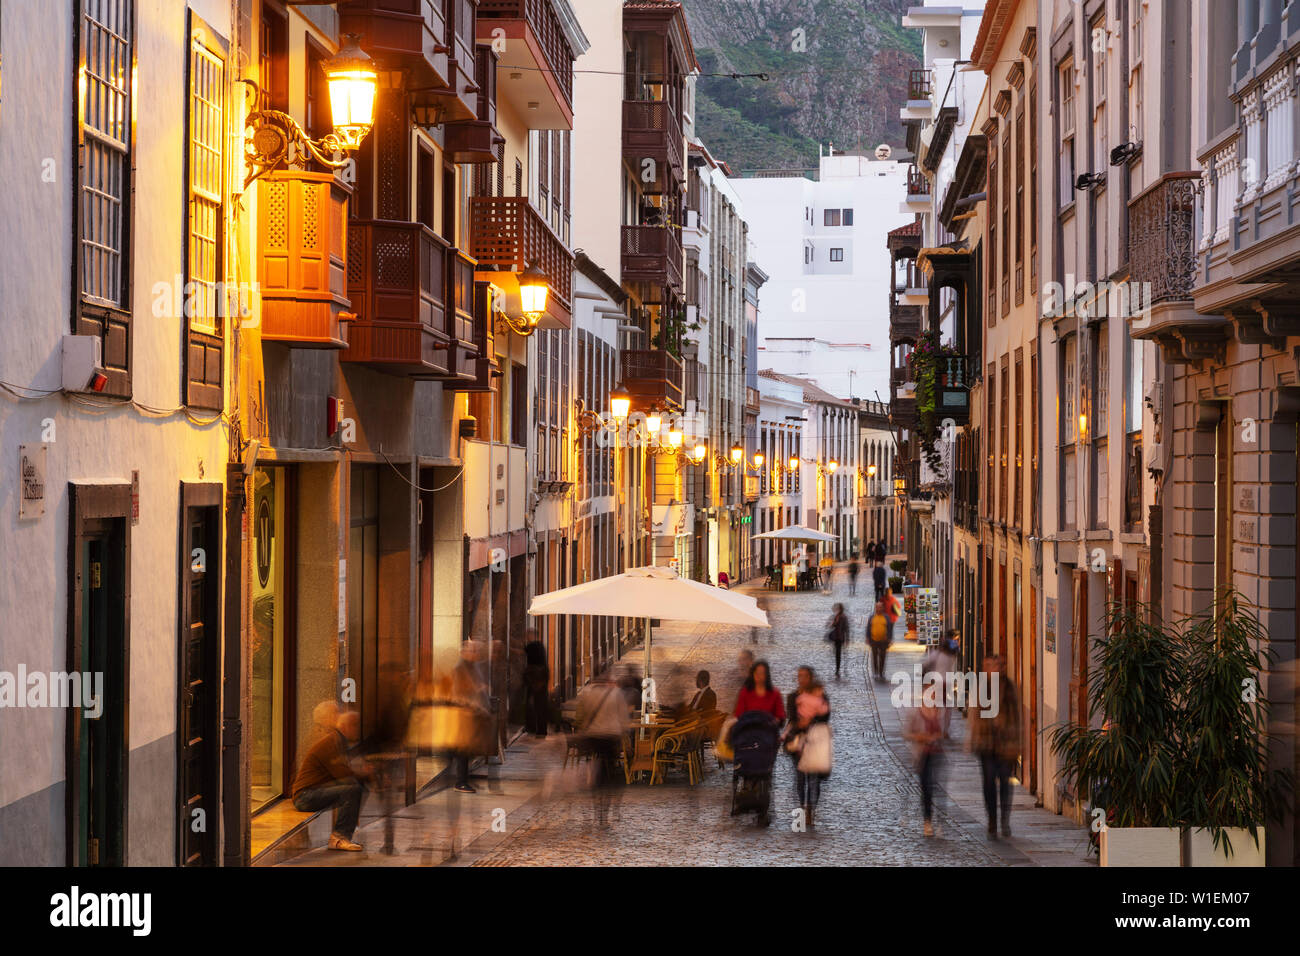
left=667, top=425, right=684, bottom=448
left=242, top=34, right=377, bottom=187
left=753, top=452, right=765, bottom=467
left=496, top=263, right=550, bottom=337
left=645, top=411, right=662, bottom=434
left=730, top=443, right=744, bottom=465
left=610, top=385, right=632, bottom=421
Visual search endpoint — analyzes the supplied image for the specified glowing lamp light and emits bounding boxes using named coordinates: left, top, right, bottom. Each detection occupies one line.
left=646, top=412, right=662, bottom=434
left=324, top=35, right=378, bottom=147
left=667, top=427, right=684, bottom=448
left=754, top=452, right=765, bottom=467
left=788, top=456, right=799, bottom=472
left=867, top=464, right=877, bottom=477
left=1078, top=412, right=1088, bottom=436
left=610, top=385, right=632, bottom=421
left=518, top=263, right=550, bottom=324
left=693, top=443, right=707, bottom=462
left=730, top=443, right=744, bottom=464
left=828, top=459, right=839, bottom=473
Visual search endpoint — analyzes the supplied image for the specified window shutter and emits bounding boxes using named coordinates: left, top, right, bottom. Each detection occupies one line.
left=186, top=19, right=227, bottom=411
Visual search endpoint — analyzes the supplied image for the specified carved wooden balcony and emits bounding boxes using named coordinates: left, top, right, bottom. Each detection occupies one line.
left=906, top=166, right=930, bottom=197
left=890, top=301, right=922, bottom=342
left=623, top=99, right=685, bottom=189
left=340, top=0, right=451, bottom=91
left=257, top=172, right=352, bottom=349
left=451, top=279, right=499, bottom=392
left=468, top=195, right=573, bottom=328
left=444, top=43, right=503, bottom=164
left=406, top=0, right=478, bottom=125
left=477, top=0, right=575, bottom=126
left=343, top=219, right=464, bottom=377
left=620, top=349, right=684, bottom=412
left=621, top=223, right=683, bottom=294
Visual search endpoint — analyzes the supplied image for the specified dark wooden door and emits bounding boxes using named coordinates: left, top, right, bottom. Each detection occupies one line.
left=77, top=519, right=128, bottom=866
left=178, top=487, right=221, bottom=865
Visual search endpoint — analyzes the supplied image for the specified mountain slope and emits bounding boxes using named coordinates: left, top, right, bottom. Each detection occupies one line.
left=682, top=0, right=922, bottom=171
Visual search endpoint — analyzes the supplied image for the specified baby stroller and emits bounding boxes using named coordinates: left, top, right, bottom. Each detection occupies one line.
left=729, top=711, right=781, bottom=826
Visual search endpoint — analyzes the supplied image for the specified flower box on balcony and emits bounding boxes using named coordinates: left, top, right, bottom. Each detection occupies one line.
left=257, top=172, right=352, bottom=349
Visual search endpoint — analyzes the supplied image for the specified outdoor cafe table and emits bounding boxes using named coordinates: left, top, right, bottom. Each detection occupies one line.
left=625, top=716, right=676, bottom=780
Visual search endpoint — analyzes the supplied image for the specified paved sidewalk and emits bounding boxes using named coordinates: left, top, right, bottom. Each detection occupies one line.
left=871, top=639, right=1093, bottom=866
left=278, top=568, right=1093, bottom=866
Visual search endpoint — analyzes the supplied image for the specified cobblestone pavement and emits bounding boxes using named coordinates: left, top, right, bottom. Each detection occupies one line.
left=283, top=570, right=1091, bottom=867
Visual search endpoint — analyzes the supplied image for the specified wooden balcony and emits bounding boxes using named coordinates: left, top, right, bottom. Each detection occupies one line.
left=622, top=100, right=685, bottom=189
left=620, top=349, right=684, bottom=412
left=477, top=0, right=575, bottom=127
left=935, top=355, right=972, bottom=426
left=343, top=219, right=474, bottom=378
left=451, top=280, right=499, bottom=392
left=890, top=302, right=922, bottom=342
left=340, top=0, right=450, bottom=91
left=406, top=0, right=478, bottom=125
left=621, top=223, right=683, bottom=293
left=444, top=43, right=503, bottom=163
left=257, top=172, right=352, bottom=349
left=467, top=196, right=573, bottom=328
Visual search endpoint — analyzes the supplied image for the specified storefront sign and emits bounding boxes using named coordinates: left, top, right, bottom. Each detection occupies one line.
left=18, top=444, right=46, bottom=519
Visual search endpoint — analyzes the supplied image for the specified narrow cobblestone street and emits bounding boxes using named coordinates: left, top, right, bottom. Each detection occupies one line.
left=282, top=570, right=1092, bottom=867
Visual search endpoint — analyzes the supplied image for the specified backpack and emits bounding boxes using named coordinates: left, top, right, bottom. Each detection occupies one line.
left=884, top=594, right=901, bottom=624
left=869, top=613, right=890, bottom=643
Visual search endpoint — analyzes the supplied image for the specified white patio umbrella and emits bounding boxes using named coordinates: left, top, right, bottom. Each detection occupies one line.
left=527, top=565, right=769, bottom=679
left=752, top=524, right=837, bottom=543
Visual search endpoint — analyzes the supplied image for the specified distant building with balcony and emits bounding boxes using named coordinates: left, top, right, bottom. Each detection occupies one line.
left=733, top=151, right=913, bottom=401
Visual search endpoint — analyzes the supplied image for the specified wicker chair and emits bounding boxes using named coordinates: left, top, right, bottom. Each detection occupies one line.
left=650, top=719, right=705, bottom=786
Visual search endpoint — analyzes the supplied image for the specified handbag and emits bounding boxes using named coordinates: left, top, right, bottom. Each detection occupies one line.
left=715, top=715, right=737, bottom=762
left=797, top=722, right=833, bottom=775
left=784, top=731, right=805, bottom=755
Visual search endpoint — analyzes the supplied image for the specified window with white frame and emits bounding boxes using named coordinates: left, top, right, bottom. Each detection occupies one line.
left=1128, top=1, right=1144, bottom=144
left=80, top=0, right=134, bottom=308
left=1091, top=15, right=1108, bottom=178
left=1059, top=58, right=1075, bottom=207
left=829, top=247, right=844, bottom=262
left=189, top=37, right=224, bottom=335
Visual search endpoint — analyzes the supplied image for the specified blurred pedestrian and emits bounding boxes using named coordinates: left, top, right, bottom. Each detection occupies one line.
left=847, top=555, right=861, bottom=596
left=905, top=699, right=944, bottom=837
left=872, top=560, right=888, bottom=603
left=735, top=649, right=755, bottom=688
left=575, top=669, right=631, bottom=826
left=523, top=638, right=550, bottom=737
left=733, top=660, right=786, bottom=722
left=874, top=540, right=887, bottom=564
left=969, top=655, right=1021, bottom=839
left=922, top=629, right=959, bottom=736
left=450, top=641, right=491, bottom=794
left=784, top=665, right=831, bottom=828
left=824, top=602, right=849, bottom=679
left=291, top=707, right=372, bottom=851
left=867, top=599, right=893, bottom=682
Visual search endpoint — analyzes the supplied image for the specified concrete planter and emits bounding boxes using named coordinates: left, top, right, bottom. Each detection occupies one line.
left=1099, top=827, right=1182, bottom=866
left=1182, top=828, right=1266, bottom=867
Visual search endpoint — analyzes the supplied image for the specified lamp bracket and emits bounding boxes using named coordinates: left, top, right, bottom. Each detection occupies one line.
left=243, top=101, right=363, bottom=189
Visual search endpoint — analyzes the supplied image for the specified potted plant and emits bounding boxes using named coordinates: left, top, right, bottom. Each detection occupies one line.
left=1178, top=594, right=1287, bottom=866
left=1052, top=596, right=1292, bottom=866
left=887, top=574, right=903, bottom=594
left=1050, top=602, right=1184, bottom=866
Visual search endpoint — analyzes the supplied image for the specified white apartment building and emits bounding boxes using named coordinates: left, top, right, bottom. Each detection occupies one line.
left=734, top=152, right=913, bottom=401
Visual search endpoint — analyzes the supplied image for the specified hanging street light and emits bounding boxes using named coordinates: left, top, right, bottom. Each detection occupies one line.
left=610, top=385, right=632, bottom=421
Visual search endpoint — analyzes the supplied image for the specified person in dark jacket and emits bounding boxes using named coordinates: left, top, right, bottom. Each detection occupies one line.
left=872, top=561, right=888, bottom=602
left=522, top=637, right=550, bottom=737
left=825, top=603, right=849, bottom=679
left=847, top=556, right=861, bottom=596
left=686, top=670, right=717, bottom=712
left=874, top=541, right=887, bottom=564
